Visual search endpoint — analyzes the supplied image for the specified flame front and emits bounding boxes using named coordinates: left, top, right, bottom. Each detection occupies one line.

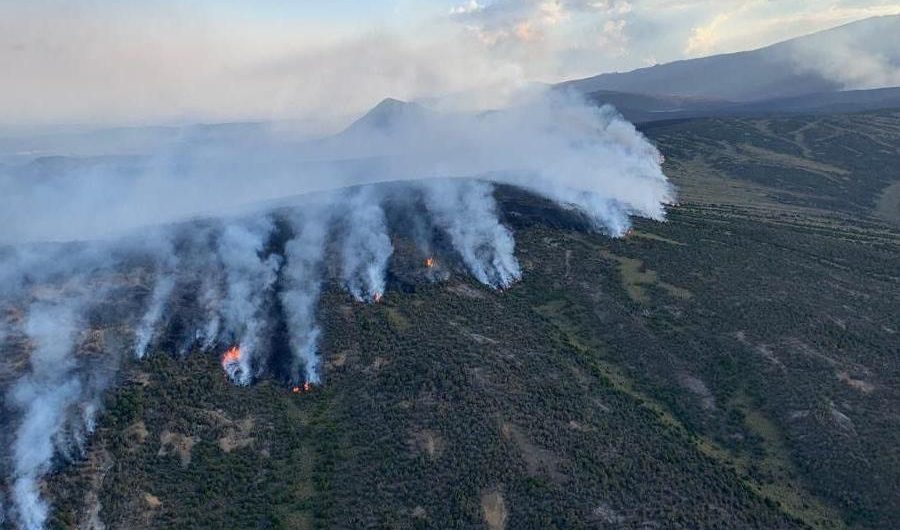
left=424, top=257, right=435, bottom=268
left=291, top=382, right=313, bottom=394
left=221, top=345, right=241, bottom=367
left=372, top=292, right=383, bottom=303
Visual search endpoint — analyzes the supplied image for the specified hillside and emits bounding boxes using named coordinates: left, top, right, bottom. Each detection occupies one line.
left=19, top=110, right=898, bottom=530
left=588, top=87, right=900, bottom=124
left=558, top=15, right=900, bottom=101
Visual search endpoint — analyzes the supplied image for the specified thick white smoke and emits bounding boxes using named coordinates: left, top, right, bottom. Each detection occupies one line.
left=216, top=217, right=281, bottom=385
left=9, top=300, right=83, bottom=530
left=0, top=90, right=672, bottom=244
left=0, top=237, right=147, bottom=530
left=133, top=249, right=177, bottom=359
left=172, top=226, right=224, bottom=355
left=328, top=92, right=674, bottom=236
left=198, top=273, right=222, bottom=352
left=279, top=203, right=332, bottom=384
left=422, top=179, right=520, bottom=288
left=339, top=188, right=394, bottom=303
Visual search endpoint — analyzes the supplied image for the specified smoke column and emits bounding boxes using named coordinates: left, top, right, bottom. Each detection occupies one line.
left=9, top=300, right=84, bottom=530
left=176, top=227, right=224, bottom=355
left=422, top=179, right=520, bottom=288
left=133, top=274, right=175, bottom=359
left=279, top=203, right=332, bottom=384
left=216, top=216, right=281, bottom=385
left=339, top=92, right=675, bottom=237
left=498, top=98, right=673, bottom=235
left=198, top=273, right=222, bottom=352
left=131, top=231, right=180, bottom=358
left=339, top=188, right=394, bottom=302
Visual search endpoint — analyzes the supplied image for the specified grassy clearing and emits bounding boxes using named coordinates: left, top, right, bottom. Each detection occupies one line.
left=627, top=230, right=688, bottom=246
left=599, top=250, right=693, bottom=302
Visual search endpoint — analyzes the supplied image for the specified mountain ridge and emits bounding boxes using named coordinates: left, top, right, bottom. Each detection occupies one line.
left=557, top=15, right=900, bottom=101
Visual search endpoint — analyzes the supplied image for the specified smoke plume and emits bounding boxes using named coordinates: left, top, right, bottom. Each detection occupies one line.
left=9, top=300, right=83, bottom=530
left=132, top=234, right=178, bottom=358
left=339, top=188, right=394, bottom=303
left=216, top=216, right=281, bottom=385
left=0, top=90, right=672, bottom=245
left=422, top=179, right=520, bottom=288
left=279, top=203, right=332, bottom=384
left=197, top=273, right=223, bottom=352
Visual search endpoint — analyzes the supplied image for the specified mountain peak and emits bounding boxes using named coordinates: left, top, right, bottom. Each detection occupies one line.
left=371, top=97, right=410, bottom=110
left=344, top=98, right=430, bottom=134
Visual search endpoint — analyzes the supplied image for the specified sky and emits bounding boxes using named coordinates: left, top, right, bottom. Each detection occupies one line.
left=1, top=0, right=899, bottom=128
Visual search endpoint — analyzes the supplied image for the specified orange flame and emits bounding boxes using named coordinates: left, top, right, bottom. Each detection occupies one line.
left=291, top=382, right=313, bottom=394
left=424, top=257, right=435, bottom=268
left=221, top=345, right=241, bottom=366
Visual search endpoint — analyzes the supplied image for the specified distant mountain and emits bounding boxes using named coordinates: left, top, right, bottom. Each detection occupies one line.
left=558, top=15, right=900, bottom=102
left=340, top=98, right=432, bottom=136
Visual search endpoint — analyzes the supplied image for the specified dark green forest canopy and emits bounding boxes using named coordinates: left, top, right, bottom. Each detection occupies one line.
left=44, top=111, right=900, bottom=530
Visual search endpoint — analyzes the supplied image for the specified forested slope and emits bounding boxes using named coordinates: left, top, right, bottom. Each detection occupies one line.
left=40, top=111, right=900, bottom=530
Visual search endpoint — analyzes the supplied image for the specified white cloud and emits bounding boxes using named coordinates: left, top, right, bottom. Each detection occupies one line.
left=599, top=19, right=629, bottom=55
left=680, top=1, right=900, bottom=57
left=450, top=1, right=483, bottom=15
left=684, top=12, right=731, bottom=56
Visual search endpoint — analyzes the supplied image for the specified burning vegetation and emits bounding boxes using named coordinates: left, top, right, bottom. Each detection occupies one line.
left=221, top=345, right=241, bottom=369
left=291, top=382, right=313, bottom=394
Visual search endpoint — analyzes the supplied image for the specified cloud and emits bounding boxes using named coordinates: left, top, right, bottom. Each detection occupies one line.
left=680, top=1, right=900, bottom=57
left=598, top=19, right=629, bottom=55
left=450, top=0, right=625, bottom=44
left=447, top=0, right=638, bottom=80
left=684, top=12, right=731, bottom=56
left=450, top=1, right=484, bottom=15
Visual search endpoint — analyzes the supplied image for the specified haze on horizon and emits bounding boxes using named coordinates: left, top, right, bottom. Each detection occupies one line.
left=2, top=0, right=900, bottom=130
